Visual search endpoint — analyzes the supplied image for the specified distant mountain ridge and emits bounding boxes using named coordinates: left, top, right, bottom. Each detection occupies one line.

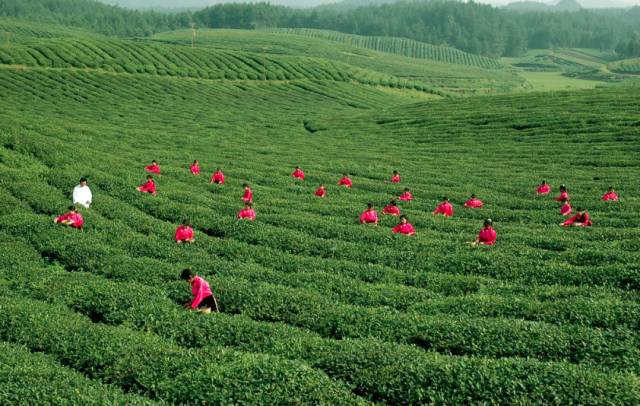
left=98, top=0, right=640, bottom=10
left=505, top=0, right=636, bottom=11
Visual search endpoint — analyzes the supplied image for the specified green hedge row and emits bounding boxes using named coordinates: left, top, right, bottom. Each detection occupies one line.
left=0, top=36, right=425, bottom=91
left=4, top=267, right=640, bottom=405
left=2, top=210, right=638, bottom=375
left=0, top=341, right=161, bottom=405
left=0, top=295, right=363, bottom=405
left=2, top=144, right=639, bottom=331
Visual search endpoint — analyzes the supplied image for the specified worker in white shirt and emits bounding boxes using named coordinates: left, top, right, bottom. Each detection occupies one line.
left=73, top=177, right=92, bottom=209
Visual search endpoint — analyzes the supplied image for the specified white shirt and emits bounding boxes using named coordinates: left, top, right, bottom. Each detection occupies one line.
left=73, top=185, right=92, bottom=208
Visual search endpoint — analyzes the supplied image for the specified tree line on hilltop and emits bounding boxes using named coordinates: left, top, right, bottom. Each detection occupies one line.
left=1, top=0, right=639, bottom=58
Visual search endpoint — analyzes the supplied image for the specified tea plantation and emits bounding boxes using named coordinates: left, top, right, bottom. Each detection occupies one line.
left=0, top=16, right=639, bottom=405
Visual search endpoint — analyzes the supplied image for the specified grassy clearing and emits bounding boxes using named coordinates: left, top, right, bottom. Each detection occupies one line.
left=516, top=71, right=604, bottom=91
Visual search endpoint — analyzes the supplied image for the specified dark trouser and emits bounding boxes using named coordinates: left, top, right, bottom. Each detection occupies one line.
left=198, top=295, right=215, bottom=310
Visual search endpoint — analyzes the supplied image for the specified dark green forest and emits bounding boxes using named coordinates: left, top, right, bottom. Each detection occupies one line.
left=1, top=0, right=639, bottom=57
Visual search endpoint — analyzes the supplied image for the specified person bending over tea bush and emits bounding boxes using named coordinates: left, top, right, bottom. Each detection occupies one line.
left=181, top=269, right=219, bottom=313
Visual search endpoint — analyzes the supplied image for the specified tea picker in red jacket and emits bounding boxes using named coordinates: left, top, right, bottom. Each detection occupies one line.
left=383, top=200, right=401, bottom=216
left=398, top=188, right=413, bottom=201
left=210, top=168, right=225, bottom=185
left=181, top=269, right=219, bottom=313
left=145, top=160, right=161, bottom=175
left=536, top=180, right=551, bottom=195
left=390, top=170, right=401, bottom=183
left=602, top=187, right=619, bottom=201
left=175, top=220, right=195, bottom=244
left=292, top=166, right=305, bottom=181
left=555, top=184, right=569, bottom=202
left=392, top=215, right=415, bottom=236
left=136, top=175, right=157, bottom=196
left=237, top=202, right=256, bottom=221
left=359, top=203, right=379, bottom=225
left=560, top=198, right=572, bottom=216
left=561, top=208, right=592, bottom=227
left=242, top=183, right=253, bottom=203
left=54, top=206, right=84, bottom=229
left=190, top=160, right=200, bottom=175
left=464, top=194, right=484, bottom=209
left=338, top=174, right=352, bottom=188
left=433, top=197, right=453, bottom=217
left=472, top=219, right=497, bottom=246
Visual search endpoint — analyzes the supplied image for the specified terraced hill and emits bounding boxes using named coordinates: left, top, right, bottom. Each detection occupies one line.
left=1, top=15, right=640, bottom=406
left=152, top=29, right=526, bottom=94
left=0, top=37, right=427, bottom=90
left=609, top=57, right=640, bottom=74
left=265, top=28, right=503, bottom=69
left=0, top=17, right=85, bottom=39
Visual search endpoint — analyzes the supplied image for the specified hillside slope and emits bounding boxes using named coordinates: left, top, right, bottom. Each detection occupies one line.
left=0, top=16, right=639, bottom=406
left=152, top=29, right=526, bottom=94
left=265, top=28, right=503, bottom=69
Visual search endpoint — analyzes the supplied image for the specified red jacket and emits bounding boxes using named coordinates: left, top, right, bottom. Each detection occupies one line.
left=359, top=210, right=378, bottom=224
left=145, top=164, right=160, bottom=174
left=175, top=225, right=194, bottom=242
left=382, top=204, right=400, bottom=216
left=602, top=192, right=618, bottom=201
left=242, top=188, right=253, bottom=203
left=464, top=199, right=483, bottom=208
left=190, top=164, right=200, bottom=175
left=433, top=202, right=453, bottom=217
left=338, top=177, right=352, bottom=188
left=190, top=276, right=213, bottom=309
left=237, top=208, right=256, bottom=220
left=211, top=171, right=225, bottom=184
left=55, top=212, right=84, bottom=229
left=560, top=203, right=572, bottom=216
left=563, top=213, right=592, bottom=227
left=398, top=192, right=413, bottom=201
left=292, top=169, right=305, bottom=180
left=477, top=227, right=496, bottom=245
left=139, top=179, right=156, bottom=194
left=315, top=187, right=326, bottom=197
left=555, top=191, right=569, bottom=202
left=537, top=184, right=551, bottom=195
left=390, top=174, right=401, bottom=183
left=392, top=223, right=415, bottom=235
